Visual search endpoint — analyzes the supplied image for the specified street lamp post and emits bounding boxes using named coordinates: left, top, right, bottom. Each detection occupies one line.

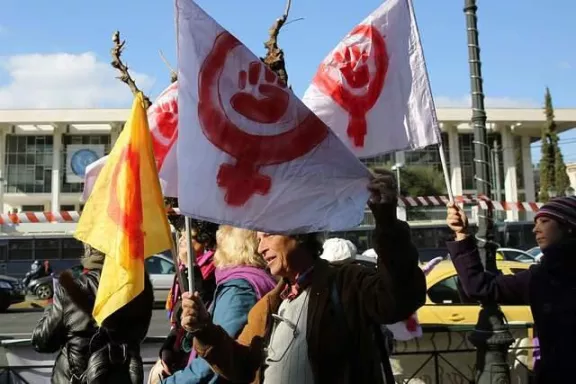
left=391, top=163, right=403, bottom=195
left=463, top=1, right=515, bottom=383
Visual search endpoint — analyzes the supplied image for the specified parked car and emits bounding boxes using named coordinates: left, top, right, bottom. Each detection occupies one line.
left=27, top=253, right=176, bottom=303
left=496, top=247, right=539, bottom=264
left=145, top=252, right=176, bottom=303
left=29, top=265, right=84, bottom=300
left=525, top=246, right=543, bottom=263
left=419, top=260, right=533, bottom=325
left=0, top=275, right=26, bottom=312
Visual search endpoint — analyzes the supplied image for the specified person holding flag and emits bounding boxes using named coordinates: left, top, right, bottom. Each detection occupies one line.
left=32, top=93, right=173, bottom=384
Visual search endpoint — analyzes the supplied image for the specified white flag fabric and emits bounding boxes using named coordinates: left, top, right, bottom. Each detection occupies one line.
left=147, top=82, right=179, bottom=197
left=81, top=156, right=107, bottom=202
left=302, top=0, right=440, bottom=159
left=176, top=0, right=371, bottom=234
left=81, top=82, right=179, bottom=200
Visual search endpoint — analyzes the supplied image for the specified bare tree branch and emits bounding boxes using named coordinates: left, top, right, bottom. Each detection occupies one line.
left=262, top=0, right=293, bottom=86
left=110, top=31, right=152, bottom=109
left=159, top=50, right=178, bottom=83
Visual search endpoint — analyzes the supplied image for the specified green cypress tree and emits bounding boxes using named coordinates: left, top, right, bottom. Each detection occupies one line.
left=545, top=88, right=570, bottom=198
left=554, top=135, right=570, bottom=196
left=539, top=88, right=554, bottom=201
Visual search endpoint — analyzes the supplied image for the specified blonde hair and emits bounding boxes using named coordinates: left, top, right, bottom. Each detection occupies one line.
left=213, top=225, right=266, bottom=269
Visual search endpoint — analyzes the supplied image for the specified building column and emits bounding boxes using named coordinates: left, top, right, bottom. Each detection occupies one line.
left=0, top=128, right=6, bottom=214
left=447, top=125, right=463, bottom=196
left=395, top=151, right=405, bottom=165
left=501, top=126, right=518, bottom=221
left=51, top=127, right=63, bottom=212
left=521, top=136, right=536, bottom=201
left=110, top=123, right=122, bottom=146
left=522, top=136, right=536, bottom=221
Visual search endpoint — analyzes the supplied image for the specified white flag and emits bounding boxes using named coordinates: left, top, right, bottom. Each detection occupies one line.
left=81, top=156, right=107, bottom=203
left=302, top=0, right=440, bottom=158
left=176, top=0, right=371, bottom=233
left=81, top=83, right=179, bottom=200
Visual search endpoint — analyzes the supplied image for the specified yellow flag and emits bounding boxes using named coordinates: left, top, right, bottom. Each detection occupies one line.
left=74, top=93, right=172, bottom=325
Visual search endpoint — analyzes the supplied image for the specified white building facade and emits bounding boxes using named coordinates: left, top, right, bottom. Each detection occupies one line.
left=0, top=107, right=575, bottom=224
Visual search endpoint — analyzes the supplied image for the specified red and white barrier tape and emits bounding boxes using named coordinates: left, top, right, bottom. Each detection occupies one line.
left=478, top=201, right=543, bottom=211
left=0, top=197, right=544, bottom=224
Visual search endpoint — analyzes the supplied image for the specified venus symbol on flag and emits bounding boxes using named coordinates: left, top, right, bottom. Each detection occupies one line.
left=312, top=24, right=389, bottom=148
left=107, top=144, right=145, bottom=262
left=197, top=31, right=329, bottom=207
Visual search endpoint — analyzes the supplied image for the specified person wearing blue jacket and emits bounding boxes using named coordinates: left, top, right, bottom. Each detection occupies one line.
left=150, top=225, right=276, bottom=384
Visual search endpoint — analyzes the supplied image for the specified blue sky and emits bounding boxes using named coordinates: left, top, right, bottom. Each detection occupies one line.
left=1, top=0, right=575, bottom=164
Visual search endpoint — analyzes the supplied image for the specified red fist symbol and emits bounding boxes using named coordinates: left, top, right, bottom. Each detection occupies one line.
left=230, top=61, right=289, bottom=124
left=150, top=83, right=178, bottom=171
left=155, top=99, right=178, bottom=138
left=334, top=45, right=370, bottom=89
left=312, top=24, right=388, bottom=148
left=197, top=32, right=328, bottom=207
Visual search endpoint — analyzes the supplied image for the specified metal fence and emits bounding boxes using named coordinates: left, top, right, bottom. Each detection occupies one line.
left=1, top=324, right=537, bottom=384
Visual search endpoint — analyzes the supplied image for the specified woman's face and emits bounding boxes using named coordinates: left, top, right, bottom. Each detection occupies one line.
left=190, top=229, right=205, bottom=254
left=178, top=230, right=206, bottom=265
left=533, top=216, right=567, bottom=249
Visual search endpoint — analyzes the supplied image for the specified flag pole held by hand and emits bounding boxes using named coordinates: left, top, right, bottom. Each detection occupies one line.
left=184, top=216, right=195, bottom=293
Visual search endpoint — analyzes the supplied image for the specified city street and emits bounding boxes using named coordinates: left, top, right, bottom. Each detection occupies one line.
left=0, top=308, right=171, bottom=338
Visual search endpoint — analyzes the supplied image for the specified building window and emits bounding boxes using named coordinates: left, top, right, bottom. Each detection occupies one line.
left=61, top=135, right=111, bottom=193
left=35, top=238, right=60, bottom=260
left=459, top=133, right=474, bottom=190
left=8, top=239, right=34, bottom=260
left=22, top=205, right=45, bottom=212
left=361, top=153, right=395, bottom=169
left=404, top=133, right=449, bottom=173
left=60, top=205, right=76, bottom=212
left=5, top=135, right=53, bottom=193
left=62, top=238, right=84, bottom=259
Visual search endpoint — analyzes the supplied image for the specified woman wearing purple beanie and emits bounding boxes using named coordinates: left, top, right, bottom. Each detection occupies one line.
left=445, top=196, right=576, bottom=384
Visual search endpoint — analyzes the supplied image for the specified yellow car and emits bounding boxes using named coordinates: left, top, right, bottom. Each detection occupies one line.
left=418, top=260, right=534, bottom=325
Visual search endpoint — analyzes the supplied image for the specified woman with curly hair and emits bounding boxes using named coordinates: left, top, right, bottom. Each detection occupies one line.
left=158, top=220, right=219, bottom=377
left=150, top=225, right=276, bottom=383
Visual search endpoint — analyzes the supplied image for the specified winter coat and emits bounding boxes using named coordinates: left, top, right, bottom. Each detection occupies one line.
left=31, top=268, right=154, bottom=383
left=447, top=236, right=576, bottom=384
left=191, top=216, right=426, bottom=384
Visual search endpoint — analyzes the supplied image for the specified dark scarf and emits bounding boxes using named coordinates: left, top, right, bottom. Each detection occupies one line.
left=540, top=239, right=576, bottom=279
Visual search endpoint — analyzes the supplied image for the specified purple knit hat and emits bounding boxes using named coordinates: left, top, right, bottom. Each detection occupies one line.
left=535, top=196, right=576, bottom=228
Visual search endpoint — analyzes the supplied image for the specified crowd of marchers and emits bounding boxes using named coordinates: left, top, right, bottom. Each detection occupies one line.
left=29, top=169, right=576, bottom=384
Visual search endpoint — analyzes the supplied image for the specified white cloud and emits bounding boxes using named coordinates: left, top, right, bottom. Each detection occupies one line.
left=559, top=61, right=572, bottom=70
left=434, top=95, right=540, bottom=108
left=0, top=52, right=155, bottom=109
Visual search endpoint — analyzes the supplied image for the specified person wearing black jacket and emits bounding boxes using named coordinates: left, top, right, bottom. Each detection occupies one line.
left=446, top=197, right=576, bottom=383
left=31, top=244, right=153, bottom=384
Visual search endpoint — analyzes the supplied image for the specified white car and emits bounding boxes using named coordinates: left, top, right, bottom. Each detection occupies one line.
left=145, top=252, right=176, bottom=303
left=496, top=247, right=539, bottom=264
left=525, top=246, right=543, bottom=263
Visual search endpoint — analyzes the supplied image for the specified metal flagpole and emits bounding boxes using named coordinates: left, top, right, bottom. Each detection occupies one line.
left=438, top=143, right=455, bottom=201
left=463, top=1, right=514, bottom=382
left=184, top=216, right=195, bottom=293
